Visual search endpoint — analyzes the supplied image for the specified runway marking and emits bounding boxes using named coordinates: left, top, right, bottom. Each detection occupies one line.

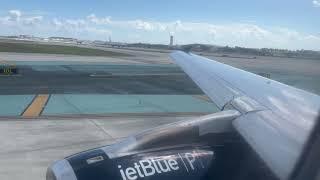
left=0, top=74, right=21, bottom=77
left=193, top=95, right=212, bottom=102
left=89, top=73, right=184, bottom=77
left=22, top=94, right=49, bottom=117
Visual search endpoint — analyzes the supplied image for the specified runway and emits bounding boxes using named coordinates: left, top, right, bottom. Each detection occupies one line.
left=0, top=115, right=198, bottom=180
left=0, top=50, right=219, bottom=180
left=0, top=47, right=319, bottom=180
left=0, top=61, right=220, bottom=117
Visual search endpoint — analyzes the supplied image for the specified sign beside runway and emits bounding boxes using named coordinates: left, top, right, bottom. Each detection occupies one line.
left=0, top=60, right=18, bottom=75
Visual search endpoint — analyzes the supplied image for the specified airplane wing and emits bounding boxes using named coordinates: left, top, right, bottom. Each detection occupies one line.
left=46, top=51, right=320, bottom=180
left=170, top=51, right=320, bottom=180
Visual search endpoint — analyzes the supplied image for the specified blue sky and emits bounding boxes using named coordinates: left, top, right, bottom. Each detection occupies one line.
left=0, top=0, right=319, bottom=50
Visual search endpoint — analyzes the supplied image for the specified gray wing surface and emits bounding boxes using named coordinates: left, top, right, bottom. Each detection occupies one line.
left=170, top=51, right=320, bottom=180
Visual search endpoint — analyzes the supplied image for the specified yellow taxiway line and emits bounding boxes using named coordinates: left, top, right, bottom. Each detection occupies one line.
left=22, top=94, right=49, bottom=117
left=193, top=95, right=212, bottom=102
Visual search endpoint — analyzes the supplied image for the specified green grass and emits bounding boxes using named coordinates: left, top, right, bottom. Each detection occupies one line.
left=0, top=42, right=130, bottom=57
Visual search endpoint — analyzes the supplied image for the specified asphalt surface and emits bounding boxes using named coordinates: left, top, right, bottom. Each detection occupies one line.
left=0, top=115, right=198, bottom=180
left=0, top=59, right=213, bottom=180
left=0, top=47, right=319, bottom=180
left=0, top=64, right=203, bottom=95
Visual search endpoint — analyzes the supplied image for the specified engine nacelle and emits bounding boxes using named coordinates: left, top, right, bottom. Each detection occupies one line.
left=46, top=145, right=214, bottom=180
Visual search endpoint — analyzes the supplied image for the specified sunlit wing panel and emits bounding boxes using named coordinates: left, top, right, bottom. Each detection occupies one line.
left=170, top=51, right=242, bottom=109
left=170, top=51, right=320, bottom=179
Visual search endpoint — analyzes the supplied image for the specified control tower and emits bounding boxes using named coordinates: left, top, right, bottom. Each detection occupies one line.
left=169, top=35, right=173, bottom=46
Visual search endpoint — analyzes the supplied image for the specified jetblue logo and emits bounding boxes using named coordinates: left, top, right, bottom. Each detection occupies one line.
left=118, top=151, right=205, bottom=180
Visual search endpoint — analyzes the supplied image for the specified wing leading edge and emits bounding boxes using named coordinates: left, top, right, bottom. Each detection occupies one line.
left=170, top=51, right=320, bottom=180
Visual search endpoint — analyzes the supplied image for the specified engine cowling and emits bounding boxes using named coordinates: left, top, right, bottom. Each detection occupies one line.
left=47, top=145, right=215, bottom=180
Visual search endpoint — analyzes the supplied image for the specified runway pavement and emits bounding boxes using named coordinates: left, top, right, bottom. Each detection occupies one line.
left=0, top=115, right=198, bottom=180
left=0, top=63, right=199, bottom=95
left=0, top=62, right=220, bottom=117
left=0, top=50, right=221, bottom=179
left=0, top=48, right=319, bottom=180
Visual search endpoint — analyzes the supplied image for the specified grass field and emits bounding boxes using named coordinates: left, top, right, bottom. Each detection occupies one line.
left=0, top=42, right=130, bottom=57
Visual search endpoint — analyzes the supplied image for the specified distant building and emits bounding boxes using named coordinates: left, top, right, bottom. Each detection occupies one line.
left=18, top=35, right=33, bottom=39
left=92, top=40, right=106, bottom=45
left=107, top=42, right=127, bottom=48
left=0, top=34, right=44, bottom=42
left=77, top=40, right=91, bottom=45
left=48, top=37, right=77, bottom=43
left=169, top=35, right=173, bottom=46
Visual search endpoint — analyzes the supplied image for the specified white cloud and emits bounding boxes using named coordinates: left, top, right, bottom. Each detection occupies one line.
left=313, top=0, right=320, bottom=7
left=49, top=18, right=111, bottom=39
left=0, top=10, right=43, bottom=26
left=52, top=18, right=62, bottom=27
left=8, top=10, right=21, bottom=21
left=0, top=10, right=319, bottom=50
left=129, top=20, right=156, bottom=31
left=87, top=14, right=111, bottom=25
left=23, top=16, right=43, bottom=25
